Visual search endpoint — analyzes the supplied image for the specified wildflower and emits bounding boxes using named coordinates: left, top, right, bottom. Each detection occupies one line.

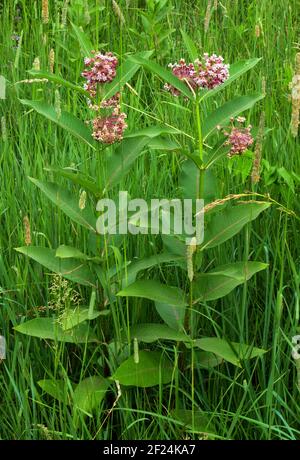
left=225, top=125, right=253, bottom=157
left=165, top=54, right=229, bottom=96
left=82, top=51, right=118, bottom=98
left=194, top=54, right=230, bottom=90
left=92, top=110, right=127, bottom=144
left=88, top=92, right=121, bottom=111
left=164, top=59, right=197, bottom=96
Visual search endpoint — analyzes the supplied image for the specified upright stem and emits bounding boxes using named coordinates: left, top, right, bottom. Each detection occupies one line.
left=195, top=98, right=205, bottom=200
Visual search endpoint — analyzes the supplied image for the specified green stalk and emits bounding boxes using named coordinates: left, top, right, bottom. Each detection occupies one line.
left=195, top=97, right=205, bottom=200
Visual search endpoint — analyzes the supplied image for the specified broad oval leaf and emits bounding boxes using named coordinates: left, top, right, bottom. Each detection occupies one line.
left=111, top=351, right=173, bottom=387
left=194, top=337, right=267, bottom=367
left=117, top=280, right=188, bottom=307
left=59, top=307, right=108, bottom=331
left=14, top=318, right=97, bottom=343
left=202, top=201, right=271, bottom=250
left=73, top=376, right=110, bottom=414
left=38, top=379, right=72, bottom=404
left=119, top=252, right=184, bottom=288
left=193, top=261, right=268, bottom=302
left=129, top=323, right=190, bottom=343
left=56, top=245, right=89, bottom=260
left=15, top=246, right=96, bottom=286
left=155, top=302, right=186, bottom=331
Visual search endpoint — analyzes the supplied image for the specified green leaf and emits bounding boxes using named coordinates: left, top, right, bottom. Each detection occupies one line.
left=29, top=178, right=96, bottom=233
left=277, top=167, right=295, bottom=192
left=27, top=70, right=88, bottom=96
left=227, top=151, right=253, bottom=182
left=202, top=58, right=261, bottom=101
left=194, top=351, right=223, bottom=369
left=46, top=167, right=100, bottom=196
left=194, top=337, right=267, bottom=367
left=73, top=376, right=110, bottom=414
left=104, top=136, right=150, bottom=191
left=148, top=137, right=179, bottom=150
left=102, top=51, right=153, bottom=100
left=128, top=55, right=193, bottom=100
left=193, top=261, right=268, bottom=302
left=155, top=302, right=186, bottom=331
left=111, top=351, right=173, bottom=387
left=202, top=201, right=271, bottom=250
left=120, top=252, right=184, bottom=288
left=14, top=318, right=97, bottom=343
left=15, top=246, right=96, bottom=286
left=38, top=379, right=72, bottom=404
left=59, top=307, right=107, bottom=331
left=117, top=280, right=188, bottom=307
left=171, top=409, right=215, bottom=435
left=71, top=22, right=94, bottom=56
left=180, top=30, right=198, bottom=61
left=56, top=245, right=89, bottom=261
left=20, top=99, right=95, bottom=148
left=124, top=126, right=180, bottom=138
left=129, top=323, right=190, bottom=343
left=179, top=159, right=218, bottom=201
left=202, top=94, right=264, bottom=139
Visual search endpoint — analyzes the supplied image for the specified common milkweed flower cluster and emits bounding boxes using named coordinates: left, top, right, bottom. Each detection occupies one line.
left=164, top=53, right=230, bottom=96
left=82, top=51, right=127, bottom=144
left=223, top=117, right=254, bottom=157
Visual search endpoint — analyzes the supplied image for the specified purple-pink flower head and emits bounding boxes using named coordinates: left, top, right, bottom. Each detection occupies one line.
left=92, top=110, right=127, bottom=144
left=225, top=118, right=253, bottom=157
left=82, top=51, right=118, bottom=98
left=164, top=59, right=197, bottom=95
left=194, top=54, right=230, bottom=90
left=165, top=54, right=229, bottom=96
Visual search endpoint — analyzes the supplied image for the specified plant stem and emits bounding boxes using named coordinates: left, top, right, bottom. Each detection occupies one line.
left=195, top=98, right=205, bottom=200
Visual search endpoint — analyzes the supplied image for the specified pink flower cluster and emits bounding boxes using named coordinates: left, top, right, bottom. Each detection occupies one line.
left=82, top=51, right=127, bottom=144
left=164, top=54, right=229, bottom=96
left=224, top=117, right=254, bottom=157
left=82, top=51, right=118, bottom=98
left=92, top=111, right=127, bottom=144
